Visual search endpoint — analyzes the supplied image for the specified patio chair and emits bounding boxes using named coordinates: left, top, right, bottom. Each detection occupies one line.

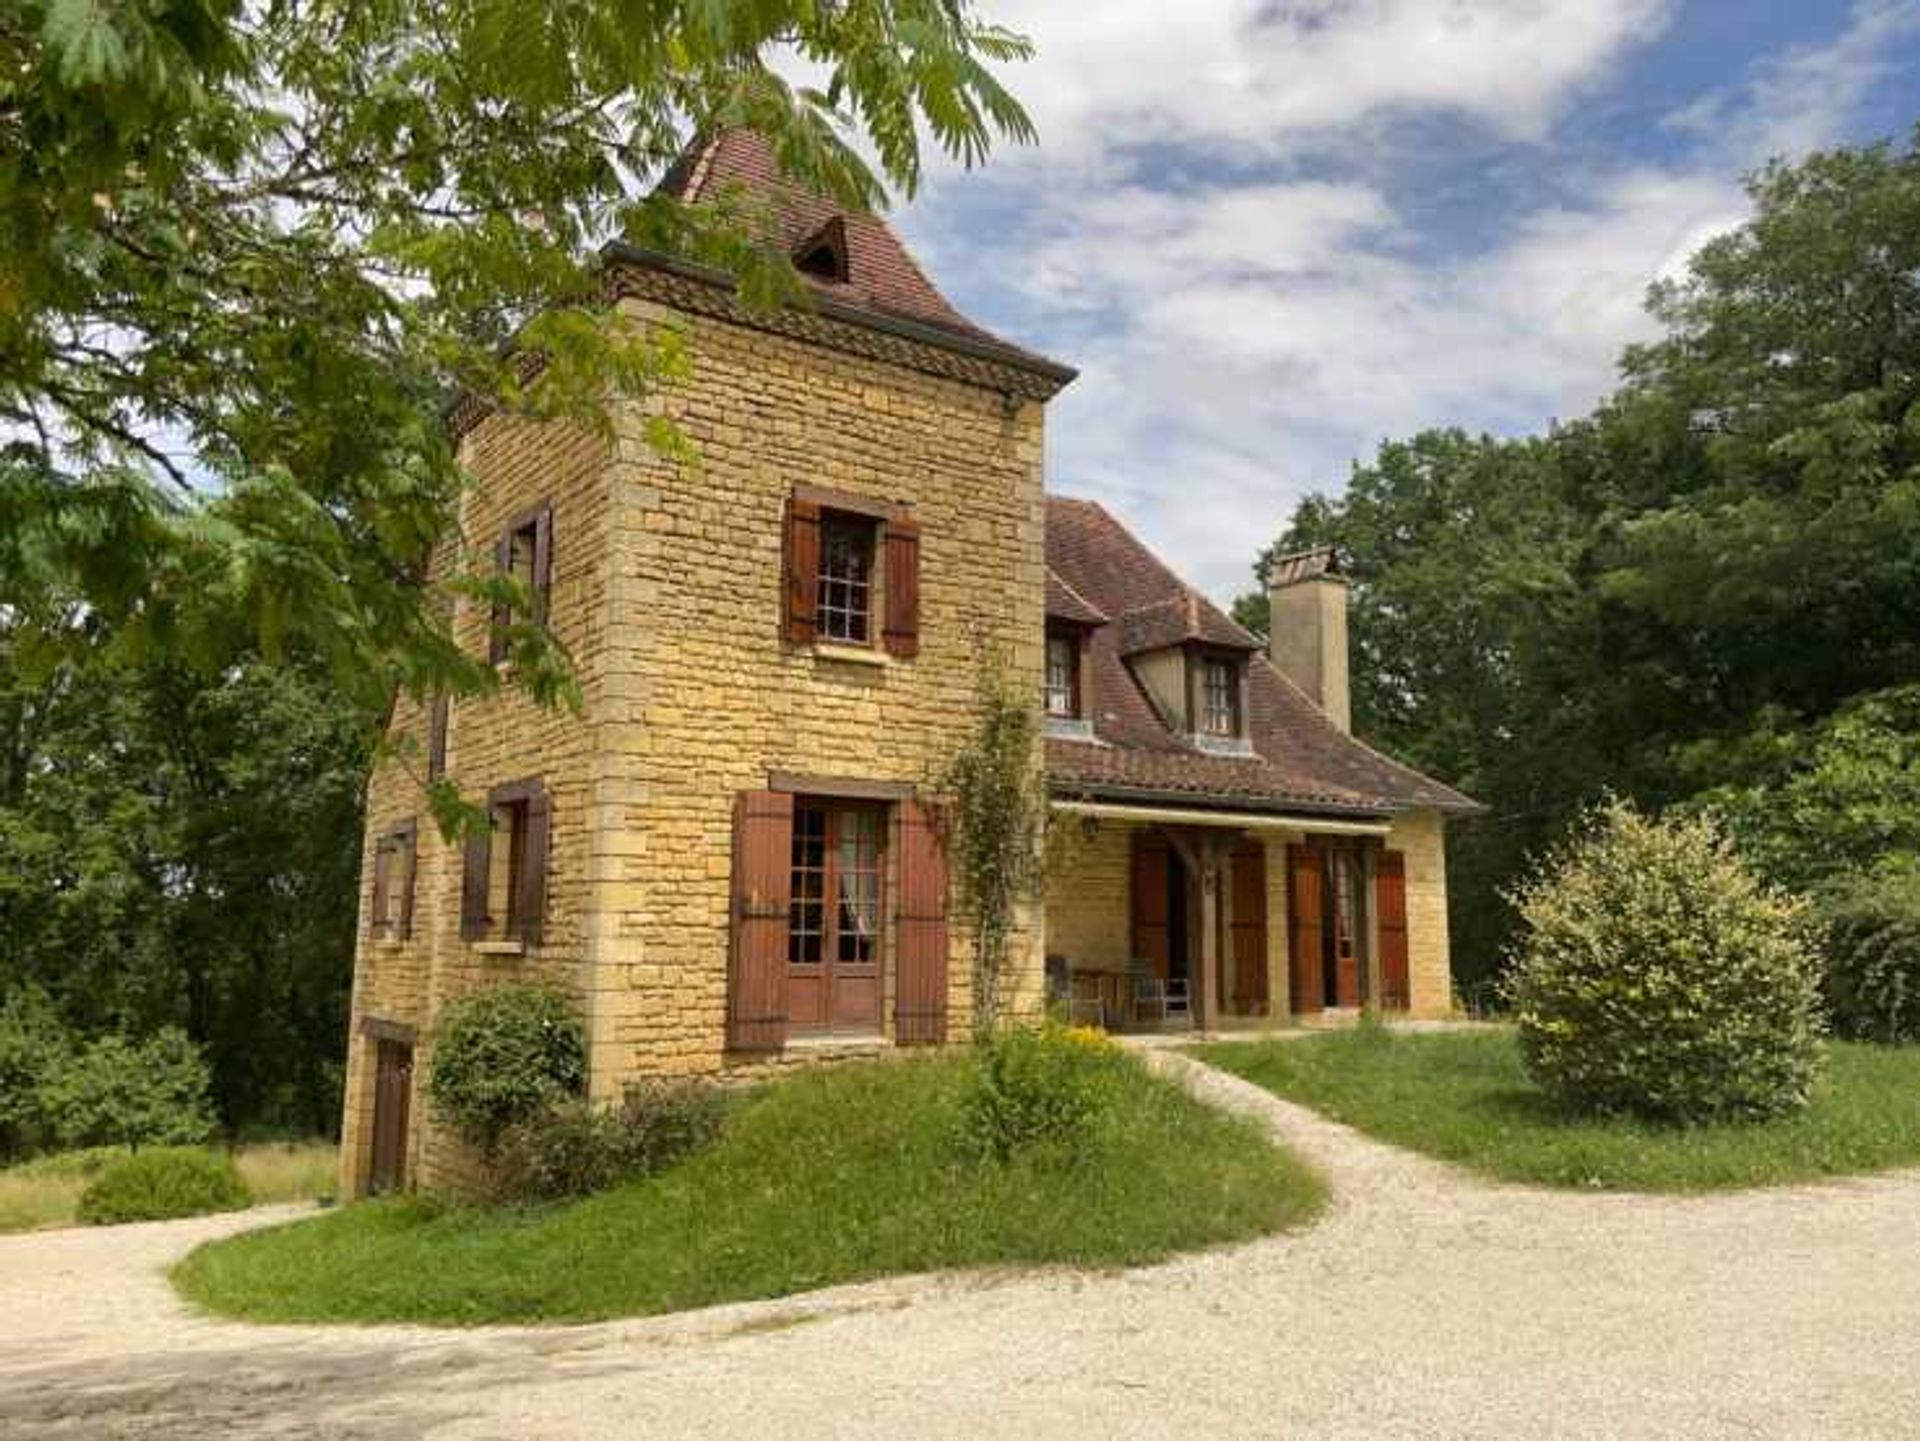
left=1046, top=955, right=1105, bottom=1029
left=1130, top=957, right=1192, bottom=1030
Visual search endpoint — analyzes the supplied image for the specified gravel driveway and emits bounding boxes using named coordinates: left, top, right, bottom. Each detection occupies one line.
left=4, top=1050, right=1920, bottom=1439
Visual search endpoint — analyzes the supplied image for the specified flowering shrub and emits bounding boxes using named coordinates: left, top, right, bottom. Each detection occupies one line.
left=957, top=1022, right=1128, bottom=1163
left=490, top=1080, right=733, bottom=1202
left=1504, top=802, right=1824, bottom=1124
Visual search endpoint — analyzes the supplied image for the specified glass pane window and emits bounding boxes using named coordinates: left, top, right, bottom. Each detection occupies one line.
left=1201, top=657, right=1239, bottom=736
left=816, top=515, right=874, bottom=644
left=835, top=810, right=881, bottom=963
left=1044, top=633, right=1078, bottom=717
left=788, top=805, right=827, bottom=964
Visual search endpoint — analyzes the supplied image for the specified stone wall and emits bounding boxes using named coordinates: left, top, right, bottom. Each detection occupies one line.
left=1386, top=808, right=1454, bottom=1019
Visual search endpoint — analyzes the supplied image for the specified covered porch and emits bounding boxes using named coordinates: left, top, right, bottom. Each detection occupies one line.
left=1043, top=797, right=1419, bottom=1033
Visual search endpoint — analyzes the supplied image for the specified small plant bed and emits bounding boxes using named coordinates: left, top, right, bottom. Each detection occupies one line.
left=0, top=1141, right=337, bottom=1233
left=174, top=1045, right=1324, bottom=1325
left=1201, top=1028, right=1920, bottom=1193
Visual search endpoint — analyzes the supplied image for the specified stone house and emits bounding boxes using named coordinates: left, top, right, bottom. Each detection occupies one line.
left=339, top=132, right=1475, bottom=1197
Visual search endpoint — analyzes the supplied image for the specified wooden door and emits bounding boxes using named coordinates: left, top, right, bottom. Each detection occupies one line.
left=1287, top=845, right=1325, bottom=1014
left=1377, top=850, right=1410, bottom=1011
left=369, top=1038, right=412, bottom=1195
left=788, top=802, right=883, bottom=1032
left=1229, top=841, right=1269, bottom=1015
left=1130, top=831, right=1172, bottom=978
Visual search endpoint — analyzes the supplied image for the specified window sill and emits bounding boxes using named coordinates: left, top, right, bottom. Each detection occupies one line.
left=1044, top=716, right=1100, bottom=744
left=784, top=1032, right=891, bottom=1053
left=811, top=642, right=889, bottom=668
left=1193, top=733, right=1256, bottom=758
left=473, top=939, right=528, bottom=957
left=370, top=937, right=410, bottom=952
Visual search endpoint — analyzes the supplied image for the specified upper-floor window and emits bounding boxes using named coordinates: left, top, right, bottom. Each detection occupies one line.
left=816, top=511, right=878, bottom=646
left=460, top=776, right=551, bottom=947
left=1200, top=656, right=1240, bottom=737
left=370, top=820, right=417, bottom=941
left=1044, top=631, right=1079, bottom=718
left=489, top=502, right=552, bottom=665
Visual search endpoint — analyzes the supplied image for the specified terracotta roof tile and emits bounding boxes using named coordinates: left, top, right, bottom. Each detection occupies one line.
left=1045, top=497, right=1478, bottom=817
left=1046, top=568, right=1108, bottom=626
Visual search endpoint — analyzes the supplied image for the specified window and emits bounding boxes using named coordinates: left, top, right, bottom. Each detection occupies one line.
left=1200, top=656, right=1240, bottom=737
left=785, top=801, right=884, bottom=1032
left=489, top=503, right=552, bottom=665
left=460, top=777, right=550, bottom=946
left=370, top=821, right=417, bottom=941
left=794, top=217, right=850, bottom=282
left=1044, top=630, right=1080, bottom=718
left=426, top=692, right=449, bottom=782
left=816, top=513, right=877, bottom=645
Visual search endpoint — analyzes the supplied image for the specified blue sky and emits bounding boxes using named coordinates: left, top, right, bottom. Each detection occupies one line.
left=884, top=1, right=1920, bottom=601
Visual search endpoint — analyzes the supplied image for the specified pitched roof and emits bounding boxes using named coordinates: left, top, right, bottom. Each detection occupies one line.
left=1044, top=497, right=1479, bottom=818
left=1046, top=568, right=1108, bottom=627
left=1115, top=593, right=1261, bottom=657
left=644, top=130, right=1066, bottom=381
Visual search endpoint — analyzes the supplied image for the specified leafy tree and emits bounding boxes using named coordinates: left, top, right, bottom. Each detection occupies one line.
left=0, top=651, right=370, bottom=1134
left=0, top=987, right=70, bottom=1155
left=4, top=0, right=1037, bottom=772
left=1238, top=130, right=1920, bottom=995
left=37, top=1027, right=219, bottom=1150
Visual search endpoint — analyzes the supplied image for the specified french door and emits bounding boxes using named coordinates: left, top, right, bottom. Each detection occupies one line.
left=788, top=802, right=884, bottom=1032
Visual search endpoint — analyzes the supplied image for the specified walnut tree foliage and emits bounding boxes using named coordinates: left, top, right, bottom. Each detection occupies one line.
left=1, top=0, right=1037, bottom=829
left=1240, top=131, right=1920, bottom=998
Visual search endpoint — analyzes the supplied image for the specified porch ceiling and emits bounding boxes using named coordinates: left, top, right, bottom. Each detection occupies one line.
left=1048, top=798, right=1392, bottom=837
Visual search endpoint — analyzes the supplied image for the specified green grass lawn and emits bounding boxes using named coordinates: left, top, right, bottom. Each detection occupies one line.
left=0, top=1140, right=337, bottom=1232
left=174, top=1051, right=1325, bottom=1325
left=1201, top=1027, right=1920, bottom=1193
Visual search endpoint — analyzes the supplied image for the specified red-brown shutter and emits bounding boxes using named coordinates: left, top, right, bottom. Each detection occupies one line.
left=783, top=496, right=820, bottom=645
left=1287, top=845, right=1325, bottom=1014
left=426, top=692, right=449, bottom=781
left=883, top=514, right=920, bottom=659
left=1377, top=849, right=1410, bottom=1012
left=397, top=821, right=418, bottom=942
left=369, top=836, right=392, bottom=937
left=530, top=503, right=553, bottom=623
left=488, top=532, right=511, bottom=665
left=729, top=790, right=794, bottom=1050
left=460, top=813, right=492, bottom=940
left=515, top=789, right=550, bottom=947
left=894, top=799, right=948, bottom=1044
left=1130, top=830, right=1172, bottom=979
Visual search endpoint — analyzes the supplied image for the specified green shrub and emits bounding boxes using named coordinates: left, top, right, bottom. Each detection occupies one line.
left=426, top=984, right=585, bottom=1150
left=1504, top=801, right=1824, bottom=1124
left=37, top=1028, right=217, bottom=1151
left=77, top=1146, right=251, bottom=1224
left=1819, top=860, right=1920, bottom=1043
left=490, top=1080, right=731, bottom=1202
left=957, top=1023, right=1129, bottom=1163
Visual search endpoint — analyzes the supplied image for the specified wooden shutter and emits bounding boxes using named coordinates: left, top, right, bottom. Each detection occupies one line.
left=530, top=503, right=553, bottom=622
left=370, top=836, right=392, bottom=937
left=783, top=496, right=820, bottom=645
left=426, top=693, right=449, bottom=781
left=894, top=800, right=948, bottom=1044
left=882, top=514, right=920, bottom=659
left=515, top=789, right=551, bottom=947
left=1229, top=840, right=1268, bottom=1013
left=488, top=532, right=511, bottom=665
left=396, top=822, right=418, bottom=942
left=460, top=813, right=492, bottom=940
left=1377, top=849, right=1410, bottom=1012
left=1287, top=845, right=1325, bottom=1014
left=729, top=790, right=794, bottom=1051
left=1130, top=831, right=1171, bottom=979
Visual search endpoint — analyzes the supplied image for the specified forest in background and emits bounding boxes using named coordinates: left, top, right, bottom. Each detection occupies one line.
left=1235, top=131, right=1920, bottom=1003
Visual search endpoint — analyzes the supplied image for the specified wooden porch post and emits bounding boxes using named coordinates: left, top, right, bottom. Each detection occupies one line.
left=1362, top=839, right=1383, bottom=1013
left=1165, top=828, right=1234, bottom=1033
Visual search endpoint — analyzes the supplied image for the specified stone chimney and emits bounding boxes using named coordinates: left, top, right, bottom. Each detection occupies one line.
left=1268, top=547, right=1351, bottom=732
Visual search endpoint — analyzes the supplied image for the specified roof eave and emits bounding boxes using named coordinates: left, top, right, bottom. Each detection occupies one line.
left=599, top=241, right=1079, bottom=390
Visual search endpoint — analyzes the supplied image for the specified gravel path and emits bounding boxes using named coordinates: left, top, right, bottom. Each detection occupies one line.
left=5, top=1051, right=1920, bottom=1439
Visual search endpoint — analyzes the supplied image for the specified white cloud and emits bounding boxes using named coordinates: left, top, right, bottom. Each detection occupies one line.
left=888, top=0, right=1919, bottom=600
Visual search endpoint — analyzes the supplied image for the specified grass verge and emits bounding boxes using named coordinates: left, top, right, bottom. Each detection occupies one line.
left=1201, top=1026, right=1920, bottom=1192
left=174, top=1051, right=1324, bottom=1325
left=0, top=1141, right=336, bottom=1233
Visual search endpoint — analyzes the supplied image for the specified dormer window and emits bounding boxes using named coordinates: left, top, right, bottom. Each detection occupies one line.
left=794, top=217, right=850, bottom=283
left=1045, top=630, right=1080, bottom=718
left=1198, top=654, right=1242, bottom=738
